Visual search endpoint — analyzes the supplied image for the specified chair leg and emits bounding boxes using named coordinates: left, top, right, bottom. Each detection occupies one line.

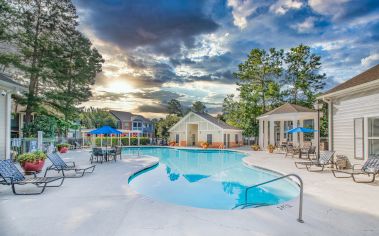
left=306, top=164, right=325, bottom=172
left=12, top=183, right=48, bottom=195
left=352, top=173, right=376, bottom=183
left=332, top=170, right=352, bottom=178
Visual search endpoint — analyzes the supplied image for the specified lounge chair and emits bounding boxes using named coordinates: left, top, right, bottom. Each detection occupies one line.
left=0, top=159, right=64, bottom=195
left=295, top=151, right=335, bottom=172
left=45, top=152, right=95, bottom=178
left=332, top=156, right=379, bottom=183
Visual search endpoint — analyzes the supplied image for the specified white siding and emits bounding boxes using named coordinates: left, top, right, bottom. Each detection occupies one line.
left=0, top=95, right=6, bottom=158
left=332, top=88, right=379, bottom=160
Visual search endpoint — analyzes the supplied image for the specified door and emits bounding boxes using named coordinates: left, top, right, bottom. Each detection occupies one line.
left=354, top=118, right=364, bottom=160
left=191, top=134, right=196, bottom=146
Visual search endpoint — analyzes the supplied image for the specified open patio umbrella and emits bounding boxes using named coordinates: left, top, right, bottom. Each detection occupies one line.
left=287, top=127, right=317, bottom=134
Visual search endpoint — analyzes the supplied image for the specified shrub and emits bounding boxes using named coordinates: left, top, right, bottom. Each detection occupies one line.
left=251, top=144, right=260, bottom=151
left=93, top=137, right=151, bottom=146
left=16, top=151, right=47, bottom=164
left=56, top=143, right=70, bottom=149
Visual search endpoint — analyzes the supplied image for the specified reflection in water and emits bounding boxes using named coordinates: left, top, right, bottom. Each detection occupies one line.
left=128, top=148, right=299, bottom=209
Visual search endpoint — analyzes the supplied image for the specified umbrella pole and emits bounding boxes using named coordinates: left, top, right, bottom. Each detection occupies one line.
left=101, top=135, right=103, bottom=147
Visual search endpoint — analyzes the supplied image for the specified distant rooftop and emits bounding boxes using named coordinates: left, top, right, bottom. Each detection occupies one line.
left=259, top=103, right=315, bottom=117
left=0, top=72, right=25, bottom=88
left=323, top=63, right=379, bottom=96
left=110, top=110, right=151, bottom=122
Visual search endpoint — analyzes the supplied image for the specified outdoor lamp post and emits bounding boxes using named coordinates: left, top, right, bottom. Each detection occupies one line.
left=313, top=101, right=324, bottom=160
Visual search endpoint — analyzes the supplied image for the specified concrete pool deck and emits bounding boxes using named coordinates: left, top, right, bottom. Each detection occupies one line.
left=0, top=148, right=378, bottom=236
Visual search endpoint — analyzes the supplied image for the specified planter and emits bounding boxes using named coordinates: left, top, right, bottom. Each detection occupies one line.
left=58, top=147, right=68, bottom=153
left=21, top=160, right=45, bottom=173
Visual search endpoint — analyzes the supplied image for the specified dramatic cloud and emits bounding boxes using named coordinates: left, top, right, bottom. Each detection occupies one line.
left=74, top=0, right=379, bottom=118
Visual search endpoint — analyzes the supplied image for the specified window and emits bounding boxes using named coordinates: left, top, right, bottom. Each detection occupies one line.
left=207, top=134, right=212, bottom=144
left=235, top=134, right=239, bottom=144
left=368, top=117, right=379, bottom=156
left=303, top=119, right=314, bottom=141
left=175, top=134, right=179, bottom=143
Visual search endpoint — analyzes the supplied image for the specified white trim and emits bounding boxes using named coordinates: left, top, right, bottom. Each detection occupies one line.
left=318, top=79, right=379, bottom=100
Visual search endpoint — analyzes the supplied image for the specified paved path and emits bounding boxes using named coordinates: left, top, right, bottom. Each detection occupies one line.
left=0, top=148, right=378, bottom=236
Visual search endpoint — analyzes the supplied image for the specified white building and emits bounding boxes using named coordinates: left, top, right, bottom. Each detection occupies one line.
left=318, top=64, right=379, bottom=161
left=257, top=103, right=318, bottom=149
left=0, top=73, right=26, bottom=159
left=169, top=111, right=243, bottom=148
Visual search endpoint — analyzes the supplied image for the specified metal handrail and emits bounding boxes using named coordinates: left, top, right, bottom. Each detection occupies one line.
left=244, top=173, right=304, bottom=223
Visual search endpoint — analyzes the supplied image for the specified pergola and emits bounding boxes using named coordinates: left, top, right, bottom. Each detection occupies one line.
left=80, top=129, right=143, bottom=147
left=257, top=103, right=319, bottom=150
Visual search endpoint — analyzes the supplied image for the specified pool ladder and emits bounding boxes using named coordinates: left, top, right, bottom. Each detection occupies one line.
left=233, top=174, right=304, bottom=223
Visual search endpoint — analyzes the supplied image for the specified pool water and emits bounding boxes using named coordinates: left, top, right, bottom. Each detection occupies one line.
left=127, top=147, right=299, bottom=210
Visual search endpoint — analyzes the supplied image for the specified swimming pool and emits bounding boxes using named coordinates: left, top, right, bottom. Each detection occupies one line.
left=127, top=147, right=299, bottom=210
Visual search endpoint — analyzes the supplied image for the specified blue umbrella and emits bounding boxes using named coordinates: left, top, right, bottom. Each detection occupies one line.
left=89, top=126, right=122, bottom=135
left=287, top=127, right=317, bottom=134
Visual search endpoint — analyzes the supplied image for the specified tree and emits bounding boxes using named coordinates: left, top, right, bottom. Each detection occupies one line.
left=45, top=30, right=103, bottom=121
left=234, top=48, right=283, bottom=113
left=4, top=0, right=79, bottom=124
left=191, top=101, right=206, bottom=113
left=79, top=107, right=117, bottom=128
left=284, top=44, right=326, bottom=106
left=167, top=99, right=183, bottom=116
left=23, top=115, right=58, bottom=138
left=156, top=114, right=180, bottom=139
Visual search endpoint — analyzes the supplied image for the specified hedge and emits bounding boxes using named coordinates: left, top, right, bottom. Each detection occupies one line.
left=93, top=137, right=150, bottom=146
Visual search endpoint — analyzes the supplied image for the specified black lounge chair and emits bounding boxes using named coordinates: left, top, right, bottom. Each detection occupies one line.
left=295, top=151, right=335, bottom=172
left=0, top=159, right=64, bottom=195
left=45, top=152, right=95, bottom=178
left=332, top=156, right=379, bottom=183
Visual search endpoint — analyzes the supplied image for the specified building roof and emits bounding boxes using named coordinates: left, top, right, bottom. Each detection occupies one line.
left=0, top=72, right=26, bottom=90
left=260, top=103, right=315, bottom=117
left=193, top=112, right=243, bottom=130
left=109, top=110, right=151, bottom=122
left=322, top=64, right=379, bottom=96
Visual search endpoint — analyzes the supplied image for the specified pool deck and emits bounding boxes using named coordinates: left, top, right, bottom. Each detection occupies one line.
left=1, top=147, right=378, bottom=236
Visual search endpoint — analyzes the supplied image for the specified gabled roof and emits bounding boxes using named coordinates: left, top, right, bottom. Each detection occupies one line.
left=0, top=73, right=26, bottom=91
left=193, top=112, right=242, bottom=130
left=109, top=110, right=132, bottom=121
left=322, top=64, right=379, bottom=96
left=259, top=103, right=315, bottom=117
left=109, top=110, right=151, bottom=122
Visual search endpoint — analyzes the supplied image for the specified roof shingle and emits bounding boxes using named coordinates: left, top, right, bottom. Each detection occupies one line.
left=193, top=112, right=242, bottom=130
left=323, top=64, right=379, bottom=96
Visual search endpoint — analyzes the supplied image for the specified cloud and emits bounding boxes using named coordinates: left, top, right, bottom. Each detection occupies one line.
left=74, top=0, right=219, bottom=56
left=269, top=0, right=303, bottom=15
left=227, top=0, right=267, bottom=29
left=291, top=17, right=316, bottom=33
left=361, top=53, right=379, bottom=68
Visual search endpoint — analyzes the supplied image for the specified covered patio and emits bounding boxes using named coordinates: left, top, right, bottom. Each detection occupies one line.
left=257, top=103, right=319, bottom=150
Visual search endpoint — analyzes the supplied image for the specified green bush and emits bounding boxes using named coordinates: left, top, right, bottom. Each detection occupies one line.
left=56, top=143, right=70, bottom=149
left=93, top=137, right=150, bottom=146
left=16, top=150, right=47, bottom=163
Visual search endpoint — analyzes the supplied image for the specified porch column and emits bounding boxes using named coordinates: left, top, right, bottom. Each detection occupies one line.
left=280, top=120, right=284, bottom=143
left=292, top=119, right=298, bottom=146
left=269, top=120, right=275, bottom=146
left=263, top=120, right=269, bottom=148
left=5, top=92, right=12, bottom=159
left=327, top=100, right=333, bottom=151
left=314, top=116, right=319, bottom=153
left=298, top=119, right=304, bottom=147
left=19, top=113, right=24, bottom=138
left=258, top=119, right=263, bottom=148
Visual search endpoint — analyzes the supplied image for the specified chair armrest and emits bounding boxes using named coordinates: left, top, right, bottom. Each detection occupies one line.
left=352, top=164, right=363, bottom=170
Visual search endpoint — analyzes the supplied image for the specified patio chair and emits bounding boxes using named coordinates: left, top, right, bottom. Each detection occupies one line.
left=332, top=156, right=379, bottom=183
left=284, top=144, right=299, bottom=158
left=45, top=152, right=95, bottom=178
left=300, top=146, right=316, bottom=160
left=0, top=159, right=64, bottom=195
left=109, top=146, right=122, bottom=160
left=294, top=151, right=335, bottom=172
left=90, top=147, right=105, bottom=164
left=74, top=141, right=82, bottom=149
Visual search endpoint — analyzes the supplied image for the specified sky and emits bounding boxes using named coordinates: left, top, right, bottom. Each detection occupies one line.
left=73, top=0, right=379, bottom=118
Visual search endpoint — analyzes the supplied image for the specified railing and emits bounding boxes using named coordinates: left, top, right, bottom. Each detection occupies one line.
left=239, top=174, right=304, bottom=223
